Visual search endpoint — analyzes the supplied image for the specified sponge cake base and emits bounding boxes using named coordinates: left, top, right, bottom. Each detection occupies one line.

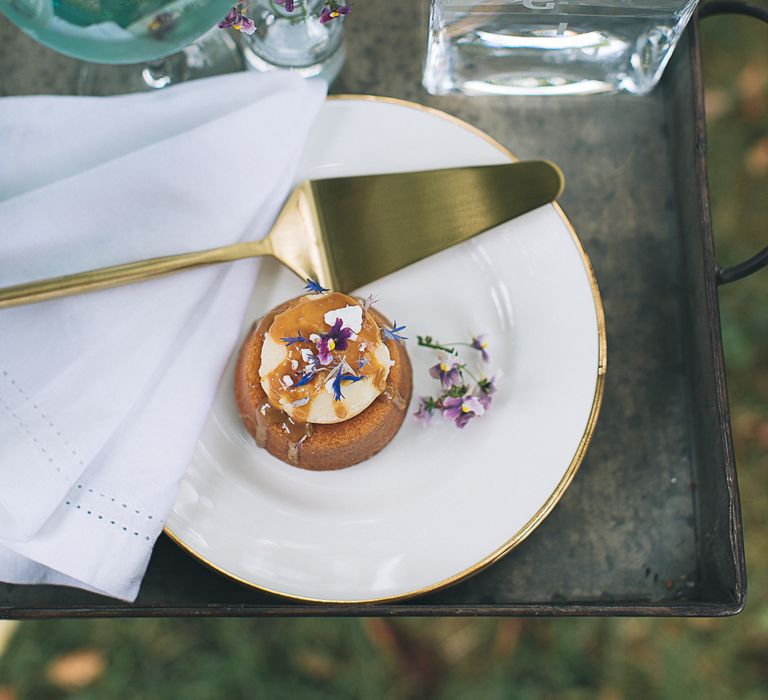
left=235, top=298, right=412, bottom=471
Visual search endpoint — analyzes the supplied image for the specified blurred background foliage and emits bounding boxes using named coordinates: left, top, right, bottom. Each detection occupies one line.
left=1, top=11, right=767, bottom=700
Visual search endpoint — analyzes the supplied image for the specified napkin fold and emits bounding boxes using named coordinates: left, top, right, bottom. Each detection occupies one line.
left=0, top=72, right=327, bottom=601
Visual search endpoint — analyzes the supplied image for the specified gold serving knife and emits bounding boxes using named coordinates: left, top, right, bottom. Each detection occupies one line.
left=0, top=160, right=563, bottom=309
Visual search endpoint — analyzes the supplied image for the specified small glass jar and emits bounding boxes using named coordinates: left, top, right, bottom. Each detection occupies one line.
left=239, top=0, right=346, bottom=83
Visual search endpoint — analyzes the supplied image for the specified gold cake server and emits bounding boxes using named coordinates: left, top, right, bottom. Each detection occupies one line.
left=0, top=160, right=563, bottom=309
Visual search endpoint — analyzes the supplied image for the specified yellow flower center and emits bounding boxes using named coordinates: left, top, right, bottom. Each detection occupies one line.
left=330, top=10, right=340, bottom=17
left=481, top=341, right=488, bottom=349
left=328, top=339, right=336, bottom=351
left=461, top=404, right=472, bottom=413
left=439, top=362, right=450, bottom=372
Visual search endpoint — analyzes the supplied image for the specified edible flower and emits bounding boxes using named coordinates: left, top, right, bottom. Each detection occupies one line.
left=442, top=394, right=486, bottom=429
left=319, top=2, right=351, bottom=23
left=293, top=349, right=322, bottom=386
left=294, top=371, right=315, bottom=387
left=316, top=317, right=353, bottom=364
left=470, top=334, right=490, bottom=362
left=382, top=322, right=407, bottom=343
left=218, top=7, right=256, bottom=34
left=362, top=294, right=378, bottom=314
left=276, top=0, right=296, bottom=10
left=281, top=331, right=307, bottom=346
left=414, top=396, right=437, bottom=425
left=330, top=362, right=363, bottom=401
left=428, top=358, right=462, bottom=390
left=305, top=278, right=329, bottom=294
left=414, top=331, right=497, bottom=429
left=477, top=375, right=497, bottom=395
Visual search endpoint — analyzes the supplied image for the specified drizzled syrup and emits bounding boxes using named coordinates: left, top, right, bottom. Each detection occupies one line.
left=256, top=401, right=313, bottom=463
left=383, top=385, right=407, bottom=411
left=261, top=292, right=390, bottom=421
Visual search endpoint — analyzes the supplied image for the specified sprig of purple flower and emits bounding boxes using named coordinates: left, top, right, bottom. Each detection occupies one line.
left=417, top=333, right=490, bottom=363
left=414, top=333, right=497, bottom=429
left=220, top=1, right=350, bottom=34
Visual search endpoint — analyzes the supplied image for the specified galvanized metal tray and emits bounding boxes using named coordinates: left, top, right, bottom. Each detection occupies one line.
left=0, top=1, right=760, bottom=617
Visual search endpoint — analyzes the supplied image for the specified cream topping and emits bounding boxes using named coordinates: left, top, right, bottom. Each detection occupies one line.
left=258, top=292, right=393, bottom=424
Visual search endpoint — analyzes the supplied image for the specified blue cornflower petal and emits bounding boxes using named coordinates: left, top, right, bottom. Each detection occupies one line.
left=382, top=322, right=408, bottom=343
left=281, top=331, right=307, bottom=346
left=294, top=372, right=315, bottom=387
left=331, top=369, right=364, bottom=401
left=304, top=278, right=329, bottom=294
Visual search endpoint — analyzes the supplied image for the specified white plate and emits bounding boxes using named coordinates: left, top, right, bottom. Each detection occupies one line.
left=165, top=96, right=607, bottom=603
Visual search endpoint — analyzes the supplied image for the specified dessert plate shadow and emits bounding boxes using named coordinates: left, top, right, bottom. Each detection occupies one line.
left=165, top=96, right=607, bottom=603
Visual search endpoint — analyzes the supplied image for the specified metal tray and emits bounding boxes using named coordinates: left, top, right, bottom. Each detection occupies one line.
left=0, top=1, right=757, bottom=617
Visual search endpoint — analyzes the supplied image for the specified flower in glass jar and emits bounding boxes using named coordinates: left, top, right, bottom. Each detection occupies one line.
left=320, top=2, right=351, bottom=23
left=218, top=6, right=256, bottom=34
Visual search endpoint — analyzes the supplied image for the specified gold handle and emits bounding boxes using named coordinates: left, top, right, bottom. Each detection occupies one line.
left=0, top=239, right=272, bottom=310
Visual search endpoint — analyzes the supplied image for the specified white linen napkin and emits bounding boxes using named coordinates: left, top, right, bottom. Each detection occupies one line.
left=0, top=71, right=327, bottom=601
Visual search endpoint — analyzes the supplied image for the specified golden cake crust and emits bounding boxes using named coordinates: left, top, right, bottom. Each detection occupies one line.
left=235, top=296, right=412, bottom=470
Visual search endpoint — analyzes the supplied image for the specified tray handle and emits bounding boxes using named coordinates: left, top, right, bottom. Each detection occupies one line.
left=699, top=0, right=768, bottom=285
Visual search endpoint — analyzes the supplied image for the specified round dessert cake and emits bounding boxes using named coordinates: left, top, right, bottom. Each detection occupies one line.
left=235, top=290, right=412, bottom=470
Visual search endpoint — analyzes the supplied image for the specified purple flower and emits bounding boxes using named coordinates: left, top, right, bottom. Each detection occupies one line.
left=470, top=334, right=489, bottom=362
left=382, top=322, right=407, bottom=343
left=218, top=7, right=239, bottom=27
left=305, top=278, right=329, bottom=294
left=316, top=317, right=353, bottom=364
left=442, top=394, right=486, bottom=429
left=218, top=7, right=256, bottom=34
left=275, top=0, right=296, bottom=10
left=477, top=375, right=496, bottom=395
left=429, top=358, right=462, bottom=390
left=414, top=397, right=436, bottom=425
left=319, top=2, right=351, bottom=23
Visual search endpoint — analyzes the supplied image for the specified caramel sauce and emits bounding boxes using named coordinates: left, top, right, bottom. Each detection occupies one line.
left=256, top=401, right=313, bottom=462
left=383, top=385, right=407, bottom=411
left=262, top=292, right=389, bottom=420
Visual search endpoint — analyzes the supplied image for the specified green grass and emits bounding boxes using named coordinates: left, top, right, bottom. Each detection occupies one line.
left=1, top=16, right=767, bottom=700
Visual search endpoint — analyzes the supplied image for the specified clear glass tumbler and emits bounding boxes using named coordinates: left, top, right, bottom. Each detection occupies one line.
left=423, top=0, right=699, bottom=96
